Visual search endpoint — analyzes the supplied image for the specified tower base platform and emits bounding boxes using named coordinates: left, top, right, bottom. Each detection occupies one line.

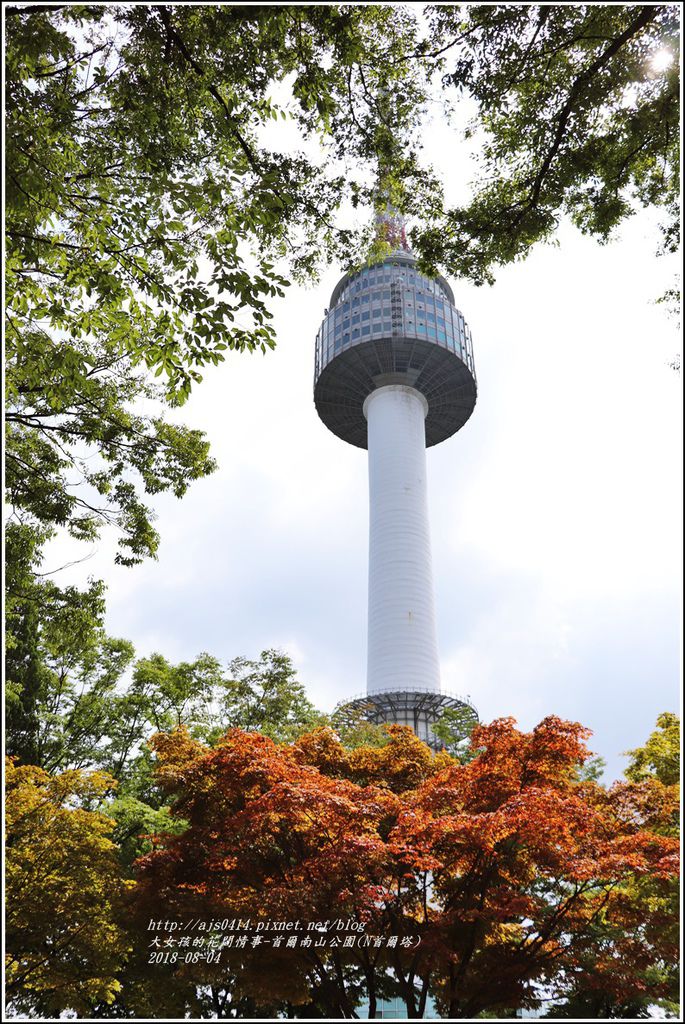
left=341, top=687, right=478, bottom=752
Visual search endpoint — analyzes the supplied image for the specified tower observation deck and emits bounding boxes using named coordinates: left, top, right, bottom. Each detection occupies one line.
left=314, top=239, right=478, bottom=749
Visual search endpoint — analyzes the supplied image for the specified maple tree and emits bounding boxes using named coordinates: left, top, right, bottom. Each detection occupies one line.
left=392, top=716, right=679, bottom=1018
left=550, top=713, right=681, bottom=1018
left=128, top=716, right=678, bottom=1019
left=132, top=727, right=403, bottom=1017
left=5, top=759, right=131, bottom=1017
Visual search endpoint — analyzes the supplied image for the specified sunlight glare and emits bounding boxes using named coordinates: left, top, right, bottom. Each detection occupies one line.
left=650, top=48, right=674, bottom=72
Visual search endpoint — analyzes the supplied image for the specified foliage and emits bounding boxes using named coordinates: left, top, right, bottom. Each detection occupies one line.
left=6, top=622, right=319, bottom=784
left=210, top=648, right=325, bottom=743
left=294, top=722, right=455, bottom=793
left=5, top=334, right=217, bottom=566
left=432, top=701, right=480, bottom=761
left=107, top=794, right=187, bottom=874
left=625, top=710, right=680, bottom=788
left=5, top=759, right=131, bottom=1017
left=133, top=727, right=404, bottom=1017
left=5, top=3, right=430, bottom=391
left=546, top=713, right=681, bottom=1018
left=5, top=521, right=136, bottom=770
left=129, top=715, right=678, bottom=1019
left=573, top=753, right=607, bottom=784
left=331, top=700, right=395, bottom=749
left=414, top=4, right=680, bottom=285
left=404, top=717, right=678, bottom=1018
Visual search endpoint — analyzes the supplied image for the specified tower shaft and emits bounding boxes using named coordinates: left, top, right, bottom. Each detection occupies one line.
left=364, top=385, right=440, bottom=693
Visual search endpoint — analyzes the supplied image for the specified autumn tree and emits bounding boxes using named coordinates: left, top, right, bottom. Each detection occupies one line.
left=394, top=716, right=678, bottom=1018
left=547, top=713, right=681, bottom=1018
left=127, top=716, right=678, bottom=1019
left=130, top=727, right=405, bottom=1018
left=5, top=759, right=131, bottom=1017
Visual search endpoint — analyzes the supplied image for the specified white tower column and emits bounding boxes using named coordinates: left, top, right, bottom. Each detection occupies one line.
left=363, top=385, right=441, bottom=693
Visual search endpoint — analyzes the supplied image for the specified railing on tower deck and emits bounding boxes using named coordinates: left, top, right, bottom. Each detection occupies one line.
left=343, top=686, right=477, bottom=713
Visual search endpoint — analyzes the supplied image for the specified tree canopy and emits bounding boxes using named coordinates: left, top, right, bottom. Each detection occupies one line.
left=414, top=4, right=680, bottom=286
left=5, top=3, right=430, bottom=396
left=127, top=716, right=678, bottom=1019
left=5, top=759, right=131, bottom=1017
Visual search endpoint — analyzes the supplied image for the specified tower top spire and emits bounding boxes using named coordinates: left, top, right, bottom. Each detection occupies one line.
left=373, top=84, right=411, bottom=255
left=374, top=201, right=410, bottom=254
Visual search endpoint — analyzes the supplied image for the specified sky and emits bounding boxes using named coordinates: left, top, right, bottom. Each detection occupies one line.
left=43, top=75, right=682, bottom=784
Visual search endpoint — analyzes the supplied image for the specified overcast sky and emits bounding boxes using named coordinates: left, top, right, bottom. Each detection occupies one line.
left=45, top=76, right=681, bottom=782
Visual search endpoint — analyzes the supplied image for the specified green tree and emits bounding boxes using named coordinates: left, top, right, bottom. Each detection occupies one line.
left=5, top=521, right=136, bottom=771
left=331, top=701, right=395, bottom=749
left=5, top=2, right=430, bottom=397
left=432, top=702, right=480, bottom=760
left=210, top=648, right=325, bottom=743
left=414, top=4, right=679, bottom=286
left=4, top=6, right=433, bottom=738
left=625, top=711, right=680, bottom=788
left=6, top=337, right=217, bottom=566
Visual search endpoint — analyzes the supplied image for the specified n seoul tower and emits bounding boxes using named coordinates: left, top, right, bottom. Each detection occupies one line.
left=314, top=208, right=478, bottom=748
